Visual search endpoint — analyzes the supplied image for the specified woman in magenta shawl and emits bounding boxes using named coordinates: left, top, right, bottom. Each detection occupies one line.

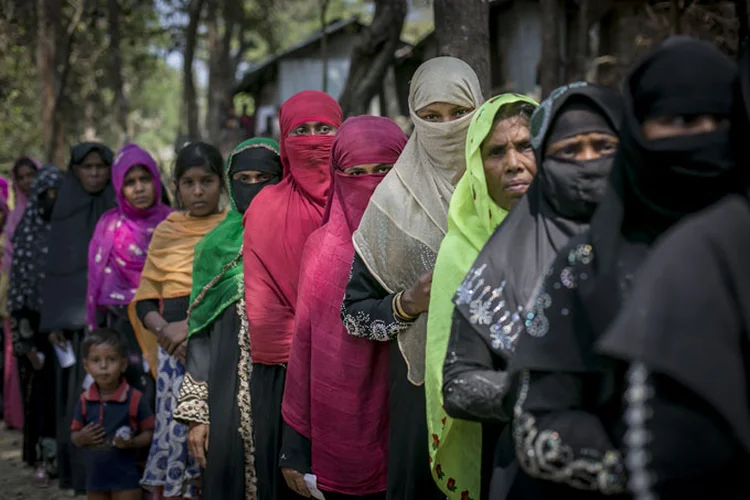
left=3, top=157, right=39, bottom=430
left=280, top=116, right=407, bottom=499
left=86, top=144, right=172, bottom=397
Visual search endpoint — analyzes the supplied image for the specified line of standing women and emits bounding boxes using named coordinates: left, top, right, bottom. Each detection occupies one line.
left=435, top=35, right=747, bottom=500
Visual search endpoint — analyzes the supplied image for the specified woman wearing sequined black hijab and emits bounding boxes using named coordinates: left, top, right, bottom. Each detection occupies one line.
left=505, top=37, right=742, bottom=498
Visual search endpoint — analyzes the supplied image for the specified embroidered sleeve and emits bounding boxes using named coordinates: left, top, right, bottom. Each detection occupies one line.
left=341, top=253, right=411, bottom=341
left=174, top=373, right=209, bottom=425
left=442, top=310, right=511, bottom=423
left=513, top=370, right=626, bottom=494
left=174, top=329, right=211, bottom=425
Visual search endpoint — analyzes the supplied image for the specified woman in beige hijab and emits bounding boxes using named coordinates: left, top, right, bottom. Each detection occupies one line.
left=342, top=56, right=483, bottom=499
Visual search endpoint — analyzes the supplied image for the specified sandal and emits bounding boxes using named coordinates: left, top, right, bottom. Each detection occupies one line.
left=34, top=467, right=50, bottom=488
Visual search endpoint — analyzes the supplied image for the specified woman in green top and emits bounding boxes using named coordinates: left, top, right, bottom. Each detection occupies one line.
left=174, top=138, right=283, bottom=500
left=425, top=94, right=538, bottom=500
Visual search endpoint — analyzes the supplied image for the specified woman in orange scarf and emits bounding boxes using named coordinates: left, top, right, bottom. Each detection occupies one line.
left=129, top=142, right=226, bottom=499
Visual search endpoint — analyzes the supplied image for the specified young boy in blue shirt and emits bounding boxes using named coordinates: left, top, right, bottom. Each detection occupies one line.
left=71, top=328, right=154, bottom=500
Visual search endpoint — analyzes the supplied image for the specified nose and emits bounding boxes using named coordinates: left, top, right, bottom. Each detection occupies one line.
left=693, top=116, right=720, bottom=134
left=192, top=182, right=204, bottom=198
left=504, top=149, right=523, bottom=172
left=581, top=144, right=598, bottom=161
left=134, top=180, right=145, bottom=193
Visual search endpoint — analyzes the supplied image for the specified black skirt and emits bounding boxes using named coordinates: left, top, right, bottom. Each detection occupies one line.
left=387, top=342, right=445, bottom=500
left=250, top=363, right=306, bottom=500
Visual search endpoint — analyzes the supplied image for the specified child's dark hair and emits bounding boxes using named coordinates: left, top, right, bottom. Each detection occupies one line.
left=82, top=328, right=129, bottom=359
left=174, top=141, right=224, bottom=184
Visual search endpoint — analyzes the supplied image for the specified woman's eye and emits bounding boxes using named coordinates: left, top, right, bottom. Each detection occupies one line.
left=319, top=126, right=331, bottom=134
left=294, top=127, right=307, bottom=135
left=455, top=108, right=468, bottom=117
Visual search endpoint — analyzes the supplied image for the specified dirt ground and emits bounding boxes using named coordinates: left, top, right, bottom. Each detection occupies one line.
left=0, top=426, right=71, bottom=500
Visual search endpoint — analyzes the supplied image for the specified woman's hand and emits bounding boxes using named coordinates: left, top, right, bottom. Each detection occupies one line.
left=400, top=270, right=434, bottom=317
left=48, top=331, right=66, bottom=348
left=157, top=320, right=188, bottom=356
left=174, top=341, right=187, bottom=364
left=281, top=468, right=311, bottom=498
left=26, top=349, right=43, bottom=371
left=187, top=422, right=209, bottom=469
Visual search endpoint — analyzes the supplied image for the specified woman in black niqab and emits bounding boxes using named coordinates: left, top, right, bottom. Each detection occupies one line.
left=39, top=142, right=116, bottom=494
left=444, top=82, right=622, bottom=500
left=506, top=36, right=741, bottom=498
left=596, top=46, right=750, bottom=500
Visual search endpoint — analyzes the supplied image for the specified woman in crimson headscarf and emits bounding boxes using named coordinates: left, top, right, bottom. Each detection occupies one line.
left=243, top=90, right=342, bottom=500
left=280, top=116, right=407, bottom=500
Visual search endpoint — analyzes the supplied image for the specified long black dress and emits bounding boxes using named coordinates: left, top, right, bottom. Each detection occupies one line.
left=342, top=253, right=445, bottom=500
left=7, top=165, right=63, bottom=475
left=39, top=143, right=115, bottom=492
left=11, top=309, right=57, bottom=473
left=504, top=37, right=740, bottom=499
left=598, top=195, right=750, bottom=499
left=174, top=301, right=253, bottom=500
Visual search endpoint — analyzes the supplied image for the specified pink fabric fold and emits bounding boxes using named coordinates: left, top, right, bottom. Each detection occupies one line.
left=282, top=116, right=407, bottom=494
left=243, top=91, right=343, bottom=365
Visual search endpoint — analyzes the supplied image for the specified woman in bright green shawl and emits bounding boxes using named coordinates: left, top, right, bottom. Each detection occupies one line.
left=174, top=137, right=283, bottom=500
left=425, top=94, right=538, bottom=500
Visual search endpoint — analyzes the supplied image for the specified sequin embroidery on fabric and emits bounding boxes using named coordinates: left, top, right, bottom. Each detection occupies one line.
left=513, top=370, right=627, bottom=494
left=454, top=263, right=528, bottom=354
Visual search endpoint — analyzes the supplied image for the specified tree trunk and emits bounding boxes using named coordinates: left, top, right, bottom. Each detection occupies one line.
left=736, top=0, right=749, bottom=53
left=540, top=0, right=561, bottom=98
left=434, top=0, right=491, bottom=96
left=36, top=0, right=60, bottom=163
left=183, top=0, right=205, bottom=142
left=50, top=0, right=85, bottom=163
left=108, top=0, right=128, bottom=145
left=205, top=0, right=220, bottom=144
left=564, top=0, right=589, bottom=82
left=320, top=0, right=330, bottom=93
left=671, top=0, right=684, bottom=35
left=206, top=0, right=238, bottom=148
left=338, top=0, right=407, bottom=117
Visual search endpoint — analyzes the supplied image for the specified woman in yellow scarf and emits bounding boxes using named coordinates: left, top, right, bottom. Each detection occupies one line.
left=129, top=142, right=227, bottom=498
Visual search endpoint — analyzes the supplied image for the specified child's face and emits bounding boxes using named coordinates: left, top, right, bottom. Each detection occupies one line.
left=83, top=344, right=127, bottom=390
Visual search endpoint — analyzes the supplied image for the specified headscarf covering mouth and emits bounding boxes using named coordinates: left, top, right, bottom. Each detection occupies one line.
left=277, top=90, right=343, bottom=205
left=282, top=116, right=406, bottom=494
left=187, top=138, right=281, bottom=337
left=227, top=139, right=283, bottom=214
left=353, top=56, right=484, bottom=385
left=243, top=91, right=342, bottom=366
left=322, top=116, right=408, bottom=229
left=616, top=35, right=739, bottom=220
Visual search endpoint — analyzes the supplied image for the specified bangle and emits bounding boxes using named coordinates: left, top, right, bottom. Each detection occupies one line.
left=393, top=291, right=417, bottom=322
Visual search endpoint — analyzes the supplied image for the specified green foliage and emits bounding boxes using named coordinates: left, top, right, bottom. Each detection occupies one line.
left=0, top=19, right=43, bottom=164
